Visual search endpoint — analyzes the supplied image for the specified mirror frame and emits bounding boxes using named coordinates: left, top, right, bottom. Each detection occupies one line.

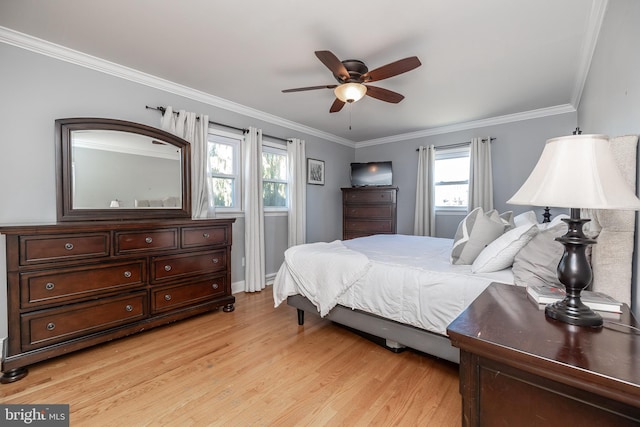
left=55, top=117, right=191, bottom=221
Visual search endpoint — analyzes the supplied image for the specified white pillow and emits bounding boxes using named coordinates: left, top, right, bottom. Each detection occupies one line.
left=512, top=221, right=567, bottom=287
left=451, top=207, right=506, bottom=265
left=514, top=210, right=538, bottom=228
left=471, top=223, right=539, bottom=273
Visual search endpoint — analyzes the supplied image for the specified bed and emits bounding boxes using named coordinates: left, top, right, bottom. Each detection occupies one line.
left=273, top=135, right=638, bottom=364
left=273, top=219, right=538, bottom=364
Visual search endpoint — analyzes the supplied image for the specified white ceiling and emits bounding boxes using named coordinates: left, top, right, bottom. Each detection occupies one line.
left=0, top=0, right=605, bottom=144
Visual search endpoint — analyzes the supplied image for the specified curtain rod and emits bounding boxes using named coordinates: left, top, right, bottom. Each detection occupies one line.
left=145, top=106, right=290, bottom=143
left=415, top=137, right=495, bottom=151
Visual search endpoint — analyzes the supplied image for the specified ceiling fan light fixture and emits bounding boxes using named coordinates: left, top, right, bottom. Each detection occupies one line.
left=334, top=83, right=367, bottom=103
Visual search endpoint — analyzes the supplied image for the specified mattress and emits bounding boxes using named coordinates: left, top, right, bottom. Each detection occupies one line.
left=273, top=234, right=514, bottom=336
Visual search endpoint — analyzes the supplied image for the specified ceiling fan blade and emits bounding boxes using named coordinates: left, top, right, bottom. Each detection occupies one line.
left=330, top=98, right=345, bottom=113
left=315, top=50, right=350, bottom=81
left=282, top=85, right=337, bottom=93
left=365, top=85, right=405, bottom=103
left=363, top=56, right=421, bottom=82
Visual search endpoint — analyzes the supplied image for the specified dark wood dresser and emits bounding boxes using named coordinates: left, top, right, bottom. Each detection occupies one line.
left=0, top=218, right=235, bottom=383
left=447, top=283, right=640, bottom=426
left=341, top=186, right=398, bottom=240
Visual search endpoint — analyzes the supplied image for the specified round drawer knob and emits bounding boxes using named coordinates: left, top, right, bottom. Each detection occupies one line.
left=212, top=258, right=219, bottom=264
left=212, top=283, right=219, bottom=290
left=46, top=322, right=55, bottom=331
left=145, top=237, right=153, bottom=244
left=123, top=271, right=132, bottom=278
left=164, top=294, right=172, bottom=301
left=125, top=305, right=134, bottom=312
left=45, top=282, right=55, bottom=291
left=64, top=243, right=74, bottom=250
left=164, top=265, right=172, bottom=272
left=203, top=233, right=210, bottom=238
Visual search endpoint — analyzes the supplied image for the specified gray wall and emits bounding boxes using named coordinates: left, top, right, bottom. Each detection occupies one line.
left=578, top=0, right=640, bottom=314
left=355, top=112, right=577, bottom=238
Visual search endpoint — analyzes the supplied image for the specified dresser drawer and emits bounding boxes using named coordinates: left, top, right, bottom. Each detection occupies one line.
left=152, top=250, right=227, bottom=282
left=151, top=275, right=227, bottom=313
left=21, top=292, right=147, bottom=350
left=344, top=190, right=395, bottom=204
left=344, top=205, right=394, bottom=219
left=115, top=229, right=178, bottom=254
left=19, top=233, right=110, bottom=265
left=344, top=220, right=394, bottom=233
left=181, top=225, right=229, bottom=248
left=20, top=261, right=145, bottom=309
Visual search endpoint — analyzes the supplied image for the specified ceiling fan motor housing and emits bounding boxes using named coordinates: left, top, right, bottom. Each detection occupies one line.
left=336, top=59, right=368, bottom=83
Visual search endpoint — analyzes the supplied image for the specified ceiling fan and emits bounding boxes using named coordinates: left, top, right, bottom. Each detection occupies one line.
left=282, top=50, right=422, bottom=113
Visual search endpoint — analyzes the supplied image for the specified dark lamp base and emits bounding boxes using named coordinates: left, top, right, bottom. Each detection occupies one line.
left=549, top=211, right=603, bottom=328
left=545, top=299, right=603, bottom=327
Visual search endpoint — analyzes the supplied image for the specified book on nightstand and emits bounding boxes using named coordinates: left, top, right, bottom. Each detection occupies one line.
left=526, top=284, right=623, bottom=313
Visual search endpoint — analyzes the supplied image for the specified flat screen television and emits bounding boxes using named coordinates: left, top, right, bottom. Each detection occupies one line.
left=350, top=161, right=393, bottom=186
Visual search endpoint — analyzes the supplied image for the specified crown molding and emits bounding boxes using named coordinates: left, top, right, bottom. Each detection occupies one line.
left=571, top=0, right=608, bottom=108
left=355, top=104, right=577, bottom=148
left=1, top=25, right=589, bottom=150
left=0, top=26, right=355, bottom=148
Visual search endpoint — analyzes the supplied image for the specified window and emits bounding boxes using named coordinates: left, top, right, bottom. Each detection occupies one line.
left=208, top=131, right=241, bottom=211
left=434, top=146, right=470, bottom=209
left=262, top=142, right=288, bottom=210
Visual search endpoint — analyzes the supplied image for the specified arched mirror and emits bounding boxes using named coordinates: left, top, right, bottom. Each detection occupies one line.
left=56, top=118, right=191, bottom=221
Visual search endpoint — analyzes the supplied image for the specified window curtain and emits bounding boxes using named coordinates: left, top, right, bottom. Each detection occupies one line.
left=413, top=145, right=436, bottom=236
left=160, top=106, right=215, bottom=218
left=243, top=127, right=266, bottom=292
left=287, top=138, right=306, bottom=247
left=468, top=137, right=494, bottom=212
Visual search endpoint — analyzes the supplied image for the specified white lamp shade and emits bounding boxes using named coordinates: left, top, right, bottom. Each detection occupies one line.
left=507, top=134, right=640, bottom=210
left=334, top=83, right=367, bottom=103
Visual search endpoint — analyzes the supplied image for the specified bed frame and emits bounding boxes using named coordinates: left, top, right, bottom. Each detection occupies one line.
left=287, top=294, right=460, bottom=363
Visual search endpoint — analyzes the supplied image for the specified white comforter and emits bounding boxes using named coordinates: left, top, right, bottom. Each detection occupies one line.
left=273, top=234, right=514, bottom=336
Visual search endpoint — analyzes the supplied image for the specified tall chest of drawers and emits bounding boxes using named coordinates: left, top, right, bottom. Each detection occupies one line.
left=341, top=186, right=398, bottom=240
left=0, top=218, right=235, bottom=383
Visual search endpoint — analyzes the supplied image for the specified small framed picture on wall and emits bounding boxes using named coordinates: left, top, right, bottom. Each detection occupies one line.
left=307, top=158, right=325, bottom=185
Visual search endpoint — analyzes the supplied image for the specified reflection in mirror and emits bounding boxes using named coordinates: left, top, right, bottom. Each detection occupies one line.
left=71, top=130, right=182, bottom=209
left=56, top=117, right=191, bottom=221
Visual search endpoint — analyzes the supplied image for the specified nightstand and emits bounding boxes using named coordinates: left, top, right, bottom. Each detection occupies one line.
left=447, top=283, right=640, bottom=426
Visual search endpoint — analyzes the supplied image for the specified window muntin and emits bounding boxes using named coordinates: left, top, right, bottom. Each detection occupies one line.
left=262, top=143, right=288, bottom=209
left=434, top=147, right=470, bottom=209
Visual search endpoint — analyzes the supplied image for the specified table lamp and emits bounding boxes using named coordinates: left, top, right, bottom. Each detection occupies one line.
left=508, top=134, right=640, bottom=327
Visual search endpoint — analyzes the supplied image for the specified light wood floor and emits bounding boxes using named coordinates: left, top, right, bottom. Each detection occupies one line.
left=1, top=290, right=461, bottom=426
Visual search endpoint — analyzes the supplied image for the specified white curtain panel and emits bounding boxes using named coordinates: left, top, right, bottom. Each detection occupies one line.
left=468, top=137, right=494, bottom=212
left=413, top=145, right=436, bottom=236
left=160, top=106, right=215, bottom=218
left=244, top=127, right=266, bottom=292
left=287, top=138, right=306, bottom=247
